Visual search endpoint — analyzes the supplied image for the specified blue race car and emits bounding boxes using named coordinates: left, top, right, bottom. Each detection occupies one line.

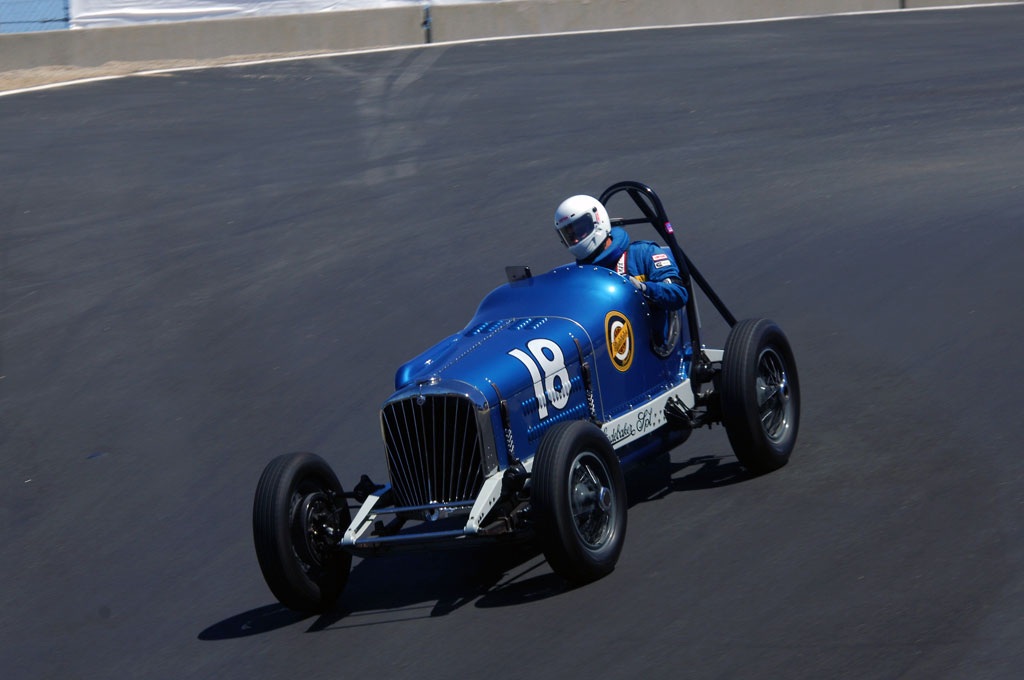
left=253, top=181, right=800, bottom=613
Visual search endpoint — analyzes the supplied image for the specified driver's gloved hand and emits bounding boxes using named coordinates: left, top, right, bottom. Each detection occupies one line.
left=629, top=277, right=648, bottom=295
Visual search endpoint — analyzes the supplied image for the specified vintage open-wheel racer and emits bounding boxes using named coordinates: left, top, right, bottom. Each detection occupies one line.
left=252, top=181, right=800, bottom=613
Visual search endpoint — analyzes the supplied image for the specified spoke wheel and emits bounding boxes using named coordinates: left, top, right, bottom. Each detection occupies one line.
left=568, top=452, right=615, bottom=549
left=533, top=421, right=626, bottom=584
left=756, top=347, right=795, bottom=444
left=720, top=319, right=800, bottom=474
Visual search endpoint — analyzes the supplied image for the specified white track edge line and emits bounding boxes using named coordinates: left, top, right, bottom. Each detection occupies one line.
left=0, top=3, right=1017, bottom=98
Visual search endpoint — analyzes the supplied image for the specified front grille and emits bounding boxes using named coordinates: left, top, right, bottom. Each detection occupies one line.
left=381, top=394, right=485, bottom=508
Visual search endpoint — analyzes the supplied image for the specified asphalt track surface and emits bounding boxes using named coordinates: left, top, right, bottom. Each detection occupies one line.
left=3, top=6, right=1024, bottom=679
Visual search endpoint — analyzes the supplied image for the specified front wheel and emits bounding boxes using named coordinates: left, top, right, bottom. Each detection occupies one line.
left=252, top=452, right=352, bottom=613
left=720, top=318, right=800, bottom=474
left=532, top=421, right=627, bottom=584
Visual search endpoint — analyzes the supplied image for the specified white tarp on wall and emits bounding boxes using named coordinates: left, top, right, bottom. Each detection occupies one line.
left=69, top=0, right=485, bottom=28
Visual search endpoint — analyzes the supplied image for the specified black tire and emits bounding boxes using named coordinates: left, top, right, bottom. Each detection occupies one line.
left=532, top=421, right=627, bottom=584
left=720, top=318, right=800, bottom=474
left=252, top=452, right=352, bottom=613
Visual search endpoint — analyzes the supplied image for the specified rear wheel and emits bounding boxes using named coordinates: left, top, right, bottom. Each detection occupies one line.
left=533, top=421, right=627, bottom=584
left=720, top=319, right=800, bottom=474
left=252, top=452, right=352, bottom=613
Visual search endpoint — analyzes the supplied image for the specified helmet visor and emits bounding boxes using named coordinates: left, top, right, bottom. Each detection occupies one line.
left=557, top=212, right=597, bottom=247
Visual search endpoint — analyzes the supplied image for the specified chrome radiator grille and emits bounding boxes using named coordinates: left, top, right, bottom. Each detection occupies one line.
left=381, top=394, right=485, bottom=508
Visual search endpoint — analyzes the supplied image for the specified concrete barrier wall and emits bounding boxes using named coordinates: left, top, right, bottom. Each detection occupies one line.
left=0, top=7, right=424, bottom=70
left=431, top=0, right=894, bottom=42
left=0, top=0, right=1020, bottom=72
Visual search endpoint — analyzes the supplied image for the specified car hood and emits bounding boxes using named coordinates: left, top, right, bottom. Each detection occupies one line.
left=393, top=265, right=642, bottom=406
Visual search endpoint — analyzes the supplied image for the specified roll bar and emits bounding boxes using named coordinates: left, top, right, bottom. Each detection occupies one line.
left=598, top=181, right=737, bottom=376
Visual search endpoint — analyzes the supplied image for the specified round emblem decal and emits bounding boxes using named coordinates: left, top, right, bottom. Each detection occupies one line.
left=604, top=311, right=634, bottom=372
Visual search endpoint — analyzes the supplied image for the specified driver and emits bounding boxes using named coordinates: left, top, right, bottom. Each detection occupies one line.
left=554, top=194, right=688, bottom=311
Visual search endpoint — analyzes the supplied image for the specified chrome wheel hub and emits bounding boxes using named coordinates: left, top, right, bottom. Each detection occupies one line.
left=569, top=452, right=615, bottom=549
left=756, top=347, right=794, bottom=443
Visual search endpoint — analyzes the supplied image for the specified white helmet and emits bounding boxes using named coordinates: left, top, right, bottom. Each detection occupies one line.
left=554, top=195, right=611, bottom=260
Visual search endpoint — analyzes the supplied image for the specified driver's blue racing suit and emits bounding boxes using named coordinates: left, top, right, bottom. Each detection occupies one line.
left=584, top=227, right=688, bottom=310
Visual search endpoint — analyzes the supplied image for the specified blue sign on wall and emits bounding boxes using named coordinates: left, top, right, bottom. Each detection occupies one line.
left=1, top=0, right=69, bottom=32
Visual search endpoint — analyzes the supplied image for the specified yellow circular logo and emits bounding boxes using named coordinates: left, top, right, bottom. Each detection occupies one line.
left=605, top=311, right=634, bottom=372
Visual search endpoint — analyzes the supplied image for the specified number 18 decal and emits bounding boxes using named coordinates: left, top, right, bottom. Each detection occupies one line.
left=508, top=338, right=571, bottom=419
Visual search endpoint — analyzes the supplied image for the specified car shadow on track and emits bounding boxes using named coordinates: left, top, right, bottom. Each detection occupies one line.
left=198, top=542, right=562, bottom=639
left=199, top=451, right=751, bottom=639
left=625, top=451, right=753, bottom=504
